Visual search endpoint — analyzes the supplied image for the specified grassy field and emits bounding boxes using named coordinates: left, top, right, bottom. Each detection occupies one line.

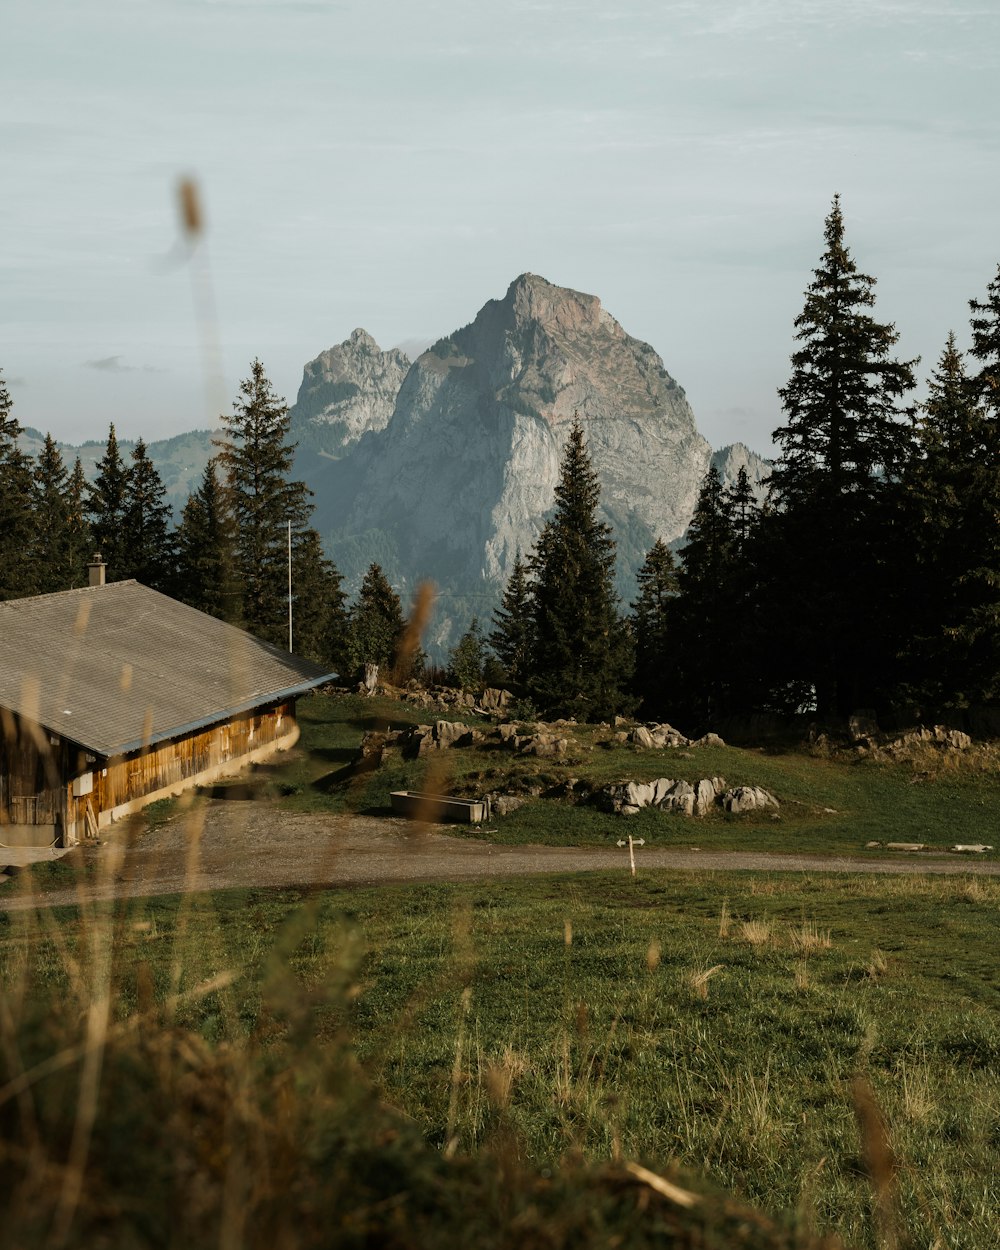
left=4, top=868, right=1000, bottom=1246
left=250, top=692, right=1000, bottom=858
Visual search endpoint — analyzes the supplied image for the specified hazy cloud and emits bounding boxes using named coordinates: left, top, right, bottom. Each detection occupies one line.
left=84, top=356, right=165, bottom=375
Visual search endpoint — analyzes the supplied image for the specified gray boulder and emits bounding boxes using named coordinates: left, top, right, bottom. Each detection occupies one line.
left=720, top=786, right=779, bottom=814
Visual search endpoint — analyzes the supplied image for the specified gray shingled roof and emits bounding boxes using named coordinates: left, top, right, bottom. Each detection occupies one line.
left=0, top=581, right=337, bottom=757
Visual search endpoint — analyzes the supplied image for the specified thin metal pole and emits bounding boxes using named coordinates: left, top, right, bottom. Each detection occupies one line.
left=287, top=519, right=293, bottom=652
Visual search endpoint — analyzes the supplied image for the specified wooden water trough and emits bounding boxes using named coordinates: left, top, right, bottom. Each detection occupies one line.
left=390, top=791, right=489, bottom=823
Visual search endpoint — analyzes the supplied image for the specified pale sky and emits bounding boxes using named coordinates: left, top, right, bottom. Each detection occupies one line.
left=3, top=0, right=998, bottom=453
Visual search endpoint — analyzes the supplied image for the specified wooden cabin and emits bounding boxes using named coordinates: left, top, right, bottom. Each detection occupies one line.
left=0, top=569, right=336, bottom=848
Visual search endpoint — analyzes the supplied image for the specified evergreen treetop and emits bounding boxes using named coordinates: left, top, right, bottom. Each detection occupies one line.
left=122, top=438, right=174, bottom=590
left=0, top=370, right=37, bottom=600
left=630, top=537, right=678, bottom=719
left=174, top=460, right=242, bottom=623
left=216, top=360, right=313, bottom=645
left=488, top=552, right=533, bottom=691
left=87, top=424, right=130, bottom=582
left=349, top=562, right=405, bottom=678
left=31, top=434, right=72, bottom=595
left=769, top=195, right=918, bottom=507
left=527, top=418, right=632, bottom=720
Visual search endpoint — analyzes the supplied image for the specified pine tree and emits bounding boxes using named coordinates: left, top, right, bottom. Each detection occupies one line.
left=174, top=461, right=242, bottom=622
left=290, top=528, right=350, bottom=672
left=121, top=439, right=174, bottom=589
left=969, top=263, right=1000, bottom=417
left=448, top=617, right=487, bottom=690
left=527, top=419, right=632, bottom=720
left=766, top=196, right=918, bottom=716
left=630, top=538, right=678, bottom=718
left=216, top=360, right=313, bottom=646
left=0, top=370, right=37, bottom=600
left=902, top=329, right=1000, bottom=708
left=349, top=563, right=405, bottom=679
left=87, top=424, right=130, bottom=581
left=725, top=467, right=759, bottom=554
left=65, top=459, right=93, bottom=589
left=672, top=467, right=738, bottom=725
left=31, top=434, right=73, bottom=594
left=488, top=552, right=533, bottom=691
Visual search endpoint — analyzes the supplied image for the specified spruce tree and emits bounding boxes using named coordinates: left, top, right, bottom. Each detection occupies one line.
left=902, top=328, right=1000, bottom=709
left=87, top=424, right=130, bottom=581
left=174, top=461, right=242, bottom=623
left=448, top=617, right=487, bottom=690
left=65, top=458, right=93, bottom=589
left=349, top=563, right=405, bottom=679
left=672, top=467, right=738, bottom=725
left=216, top=360, right=313, bottom=646
left=725, top=467, right=759, bottom=554
left=630, top=538, right=678, bottom=718
left=121, top=438, right=174, bottom=589
left=766, top=196, right=918, bottom=716
left=289, top=528, right=350, bottom=671
left=0, top=370, right=37, bottom=600
left=969, top=262, right=1000, bottom=414
left=488, top=552, right=533, bottom=691
left=527, top=419, right=631, bottom=720
left=31, top=434, right=73, bottom=594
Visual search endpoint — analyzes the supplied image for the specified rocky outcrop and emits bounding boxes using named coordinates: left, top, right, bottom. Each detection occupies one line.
left=628, top=725, right=725, bottom=749
left=598, top=777, right=779, bottom=817
left=601, top=776, right=727, bottom=817
left=290, top=329, right=411, bottom=453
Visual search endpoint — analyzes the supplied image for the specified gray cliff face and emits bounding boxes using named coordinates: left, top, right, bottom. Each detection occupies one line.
left=323, top=274, right=714, bottom=606
left=290, top=329, right=410, bottom=453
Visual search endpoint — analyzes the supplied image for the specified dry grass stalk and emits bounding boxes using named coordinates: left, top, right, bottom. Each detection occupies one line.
left=646, top=938, right=661, bottom=972
left=444, top=985, right=473, bottom=1158
left=718, top=899, right=731, bottom=938
left=789, top=921, right=832, bottom=954
left=624, top=1161, right=700, bottom=1209
left=867, top=949, right=889, bottom=980
left=851, top=1076, right=901, bottom=1250
left=794, top=960, right=811, bottom=991
left=686, top=964, right=724, bottom=1000
left=741, top=918, right=772, bottom=947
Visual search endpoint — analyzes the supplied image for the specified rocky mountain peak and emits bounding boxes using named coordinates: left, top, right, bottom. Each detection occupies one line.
left=290, top=330, right=411, bottom=453
left=311, top=275, right=715, bottom=629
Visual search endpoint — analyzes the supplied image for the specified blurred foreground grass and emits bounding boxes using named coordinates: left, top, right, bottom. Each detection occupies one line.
left=4, top=865, right=1000, bottom=1247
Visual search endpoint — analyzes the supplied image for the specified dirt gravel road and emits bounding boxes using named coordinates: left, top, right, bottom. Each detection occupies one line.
left=3, top=799, right=999, bottom=911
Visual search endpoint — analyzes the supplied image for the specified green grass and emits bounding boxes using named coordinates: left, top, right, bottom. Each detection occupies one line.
left=4, top=869, right=1000, bottom=1246
left=264, top=693, right=1000, bottom=858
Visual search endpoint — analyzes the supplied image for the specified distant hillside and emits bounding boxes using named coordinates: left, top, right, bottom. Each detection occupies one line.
left=17, top=427, right=219, bottom=516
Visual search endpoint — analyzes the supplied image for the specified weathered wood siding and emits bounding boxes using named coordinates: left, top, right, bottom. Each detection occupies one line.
left=3, top=701, right=297, bottom=846
left=70, top=701, right=297, bottom=836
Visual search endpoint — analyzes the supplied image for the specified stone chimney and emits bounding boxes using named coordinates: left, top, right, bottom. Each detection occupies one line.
left=88, top=553, right=106, bottom=587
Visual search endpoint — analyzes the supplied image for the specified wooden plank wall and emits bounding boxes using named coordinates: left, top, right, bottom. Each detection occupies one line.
left=4, top=700, right=296, bottom=843
left=68, top=701, right=296, bottom=833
